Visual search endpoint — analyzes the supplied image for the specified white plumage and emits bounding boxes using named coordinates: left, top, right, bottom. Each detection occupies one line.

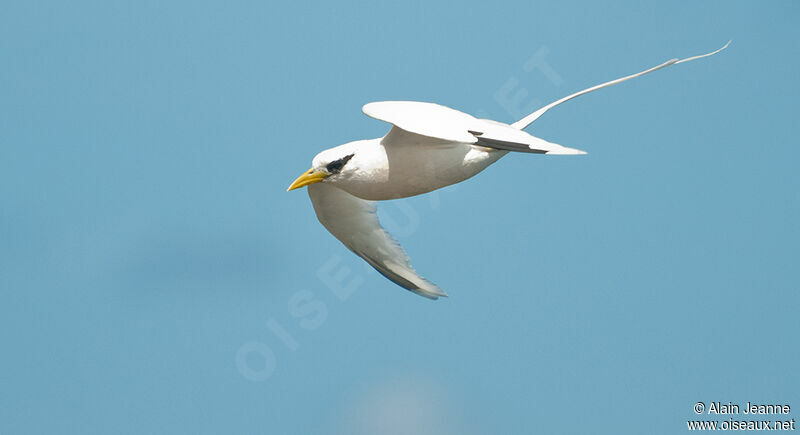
left=308, top=182, right=447, bottom=299
left=288, top=42, right=729, bottom=299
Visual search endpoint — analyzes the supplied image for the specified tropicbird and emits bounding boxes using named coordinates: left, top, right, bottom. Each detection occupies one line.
left=287, top=42, right=729, bottom=299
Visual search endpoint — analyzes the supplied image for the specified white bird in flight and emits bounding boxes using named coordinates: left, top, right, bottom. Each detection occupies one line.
left=287, top=42, right=729, bottom=300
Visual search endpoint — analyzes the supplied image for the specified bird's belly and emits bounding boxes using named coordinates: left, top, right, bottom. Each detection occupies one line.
left=341, top=144, right=505, bottom=200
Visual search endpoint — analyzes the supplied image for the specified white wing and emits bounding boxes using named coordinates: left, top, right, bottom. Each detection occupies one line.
left=363, top=101, right=477, bottom=143
left=363, top=101, right=585, bottom=155
left=512, top=41, right=731, bottom=129
left=308, top=182, right=446, bottom=299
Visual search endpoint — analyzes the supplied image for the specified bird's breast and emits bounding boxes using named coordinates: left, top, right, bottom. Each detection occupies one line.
left=337, top=144, right=505, bottom=200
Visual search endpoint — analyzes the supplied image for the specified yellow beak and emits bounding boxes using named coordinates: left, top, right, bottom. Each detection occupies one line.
left=286, top=168, right=329, bottom=191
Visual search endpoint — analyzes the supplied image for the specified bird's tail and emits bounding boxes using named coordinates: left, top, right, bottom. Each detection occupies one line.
left=511, top=41, right=731, bottom=130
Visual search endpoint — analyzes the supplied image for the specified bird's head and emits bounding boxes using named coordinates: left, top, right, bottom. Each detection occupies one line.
left=286, top=145, right=359, bottom=191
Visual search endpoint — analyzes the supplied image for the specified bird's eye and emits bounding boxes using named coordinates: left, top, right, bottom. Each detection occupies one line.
left=325, top=153, right=355, bottom=174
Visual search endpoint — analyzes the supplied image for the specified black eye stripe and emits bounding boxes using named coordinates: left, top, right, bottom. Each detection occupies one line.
left=325, top=153, right=354, bottom=174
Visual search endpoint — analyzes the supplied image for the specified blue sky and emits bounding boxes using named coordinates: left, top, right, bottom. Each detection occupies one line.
left=1, top=1, right=798, bottom=434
